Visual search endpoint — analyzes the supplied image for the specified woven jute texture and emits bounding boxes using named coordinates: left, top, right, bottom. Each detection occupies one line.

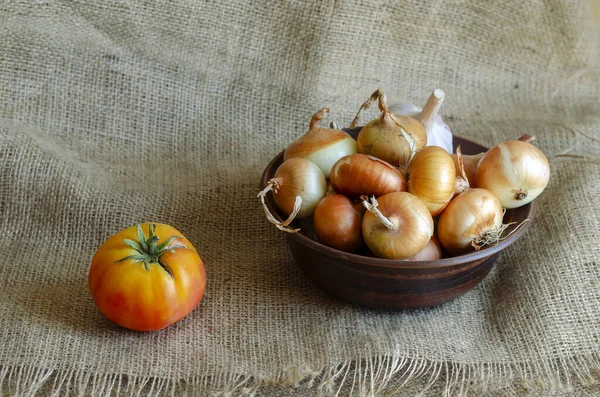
left=1, top=0, right=599, bottom=395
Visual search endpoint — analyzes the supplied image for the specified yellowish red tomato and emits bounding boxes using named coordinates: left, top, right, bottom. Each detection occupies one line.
left=88, top=223, right=206, bottom=331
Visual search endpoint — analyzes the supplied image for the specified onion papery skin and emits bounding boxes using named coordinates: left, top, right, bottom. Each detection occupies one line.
left=272, top=158, right=327, bottom=218
left=408, top=146, right=456, bottom=216
left=330, top=154, right=406, bottom=198
left=475, top=140, right=550, bottom=209
left=405, top=235, right=443, bottom=261
left=314, top=194, right=363, bottom=252
left=284, top=129, right=357, bottom=179
left=362, top=192, right=434, bottom=259
left=437, top=188, right=503, bottom=255
left=356, top=113, right=426, bottom=167
left=452, top=152, right=483, bottom=188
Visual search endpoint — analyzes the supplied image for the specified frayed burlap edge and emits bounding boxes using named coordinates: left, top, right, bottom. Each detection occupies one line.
left=2, top=352, right=599, bottom=396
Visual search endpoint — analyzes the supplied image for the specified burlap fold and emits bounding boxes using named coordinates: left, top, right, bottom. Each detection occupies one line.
left=1, top=0, right=599, bottom=395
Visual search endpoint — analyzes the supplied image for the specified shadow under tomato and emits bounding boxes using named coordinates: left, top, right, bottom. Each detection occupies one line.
left=14, top=277, right=208, bottom=336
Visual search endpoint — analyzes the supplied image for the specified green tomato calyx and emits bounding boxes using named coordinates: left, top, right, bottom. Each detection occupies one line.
left=115, top=224, right=187, bottom=278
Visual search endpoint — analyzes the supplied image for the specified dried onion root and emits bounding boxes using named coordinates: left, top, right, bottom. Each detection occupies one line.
left=258, top=157, right=326, bottom=233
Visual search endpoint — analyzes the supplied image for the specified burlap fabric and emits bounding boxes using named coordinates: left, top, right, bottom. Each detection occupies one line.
left=1, top=1, right=599, bottom=395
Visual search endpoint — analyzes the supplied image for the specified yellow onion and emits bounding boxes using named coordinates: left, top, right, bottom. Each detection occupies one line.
left=258, top=157, right=326, bottom=233
left=284, top=107, right=357, bottom=178
left=437, top=188, right=504, bottom=255
left=362, top=192, right=434, bottom=259
left=330, top=154, right=406, bottom=197
left=314, top=194, right=364, bottom=252
left=407, top=146, right=456, bottom=215
left=475, top=134, right=549, bottom=208
left=350, top=89, right=426, bottom=167
left=406, top=235, right=443, bottom=261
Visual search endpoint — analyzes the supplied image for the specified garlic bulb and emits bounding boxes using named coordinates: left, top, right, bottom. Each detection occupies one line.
left=389, top=89, right=453, bottom=154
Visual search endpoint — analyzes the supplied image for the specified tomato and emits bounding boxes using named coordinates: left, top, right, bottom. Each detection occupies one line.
left=88, top=223, right=206, bottom=331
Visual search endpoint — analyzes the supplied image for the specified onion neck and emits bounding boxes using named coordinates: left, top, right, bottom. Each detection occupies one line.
left=309, top=107, right=330, bottom=131
left=363, top=196, right=398, bottom=232
left=267, top=177, right=283, bottom=194
left=389, top=114, right=418, bottom=164
left=381, top=110, right=394, bottom=124
left=350, top=88, right=385, bottom=129
left=518, top=134, right=535, bottom=143
left=377, top=91, right=390, bottom=113
left=454, top=177, right=470, bottom=196
left=454, top=146, right=470, bottom=184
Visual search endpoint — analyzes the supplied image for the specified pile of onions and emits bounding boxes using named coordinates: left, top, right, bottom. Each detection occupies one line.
left=450, top=134, right=550, bottom=208
left=258, top=90, right=550, bottom=260
left=350, top=89, right=426, bottom=167
left=437, top=148, right=521, bottom=255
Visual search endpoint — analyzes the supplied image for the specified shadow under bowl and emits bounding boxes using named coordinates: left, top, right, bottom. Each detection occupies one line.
left=259, top=128, right=535, bottom=309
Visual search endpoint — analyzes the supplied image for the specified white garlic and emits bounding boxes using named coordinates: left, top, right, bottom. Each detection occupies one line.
left=389, top=89, right=453, bottom=154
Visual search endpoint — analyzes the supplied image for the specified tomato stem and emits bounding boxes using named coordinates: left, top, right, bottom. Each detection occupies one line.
left=115, top=224, right=187, bottom=278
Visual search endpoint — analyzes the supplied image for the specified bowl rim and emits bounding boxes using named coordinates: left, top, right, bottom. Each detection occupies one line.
left=259, top=134, right=536, bottom=269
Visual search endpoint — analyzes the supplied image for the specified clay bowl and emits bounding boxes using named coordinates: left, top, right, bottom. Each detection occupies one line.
left=259, top=128, right=535, bottom=309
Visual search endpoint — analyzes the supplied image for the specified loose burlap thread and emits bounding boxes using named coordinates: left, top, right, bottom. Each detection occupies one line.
left=1, top=0, right=599, bottom=395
